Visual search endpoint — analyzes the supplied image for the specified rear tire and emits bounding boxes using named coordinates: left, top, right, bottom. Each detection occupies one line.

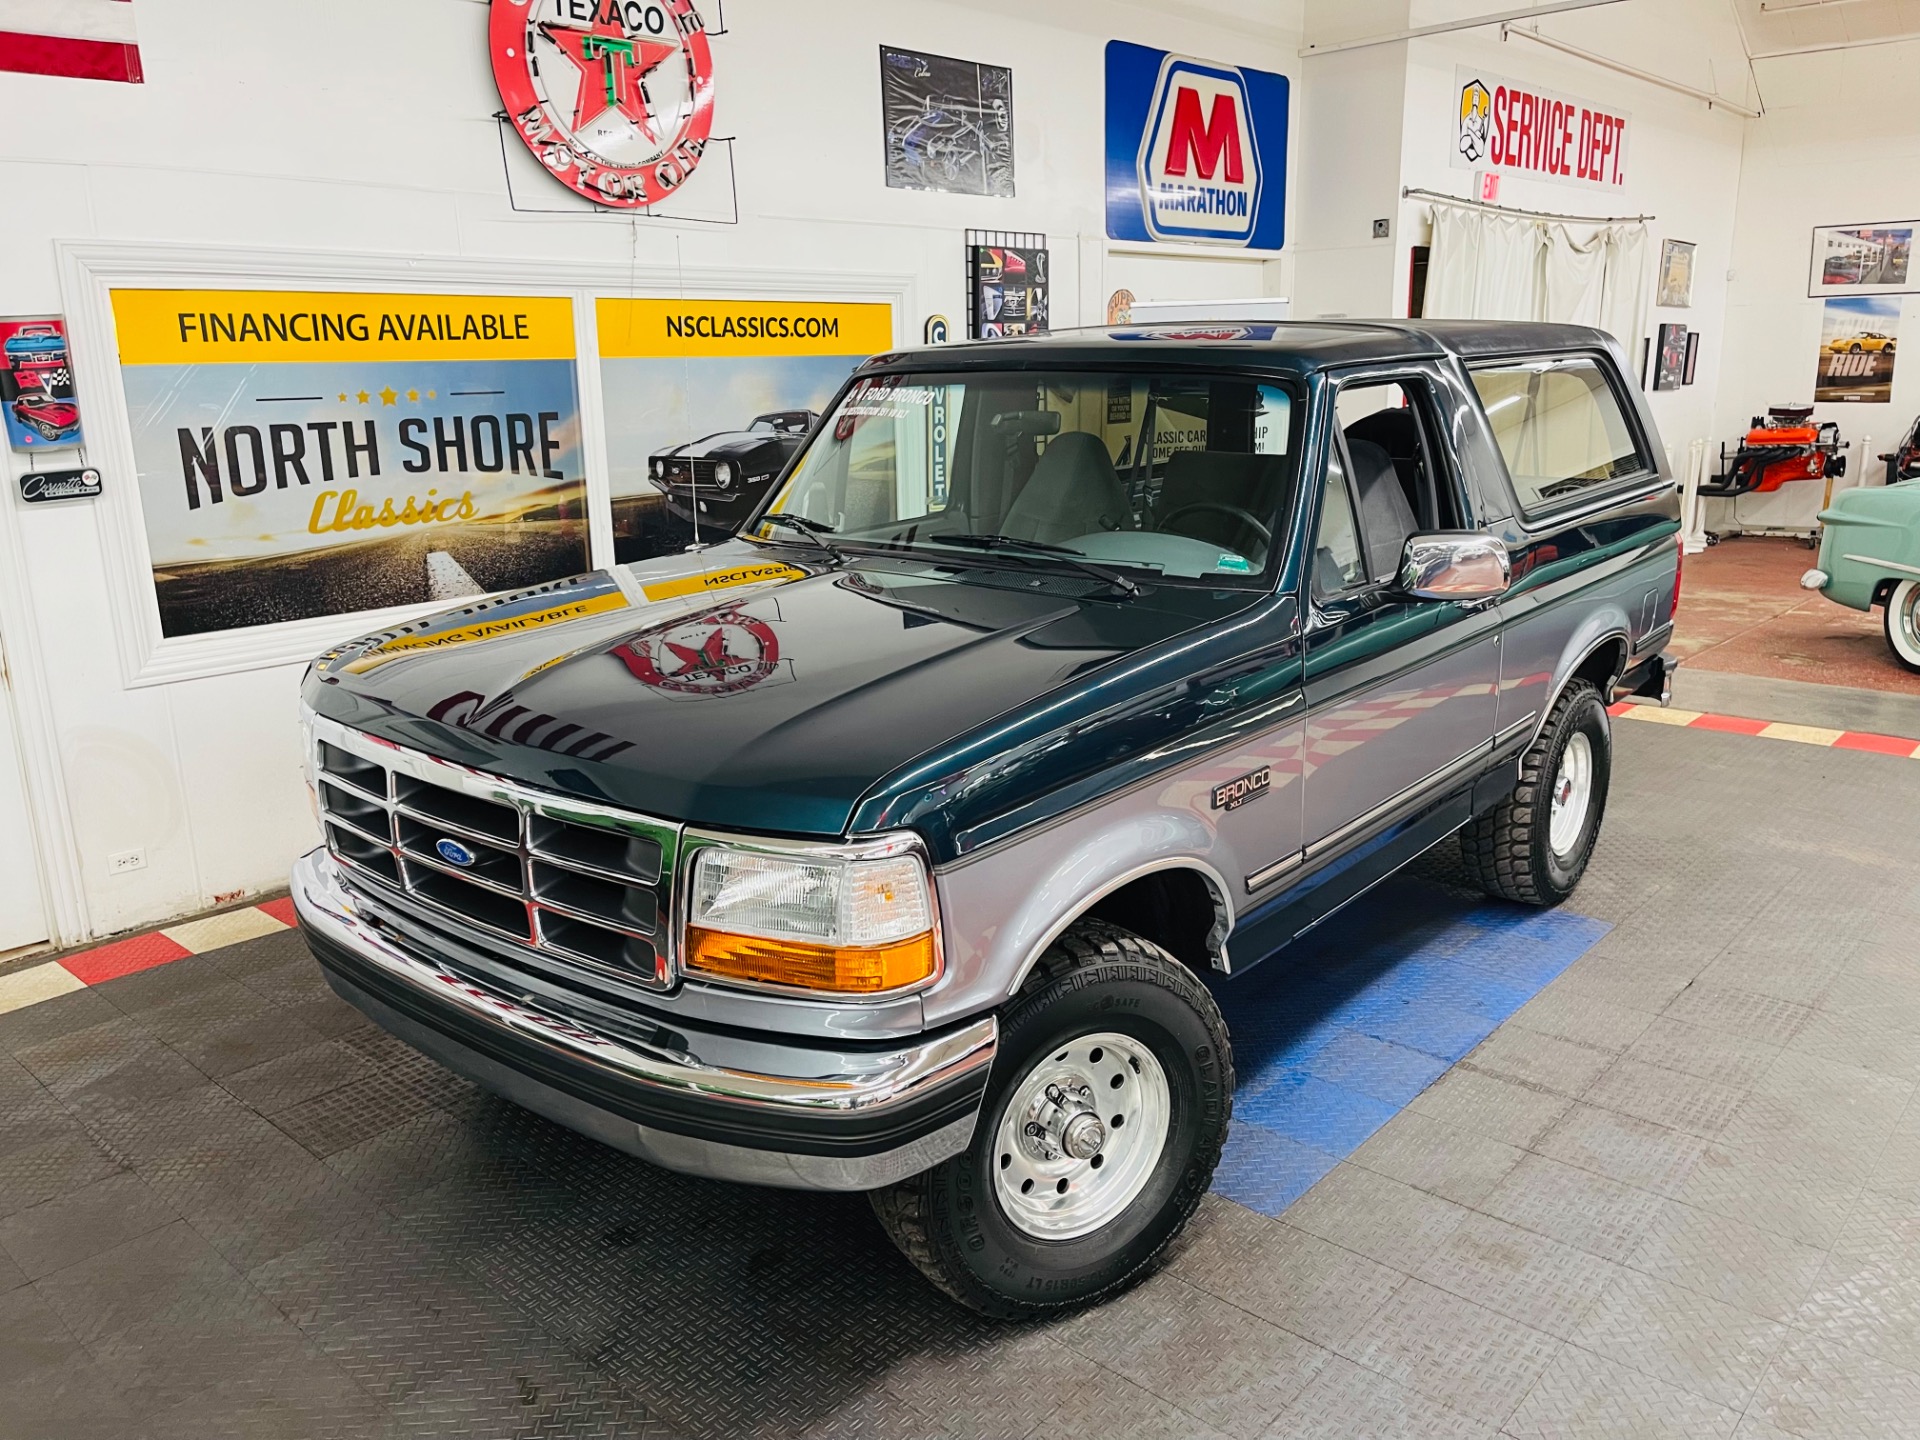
left=1461, top=680, right=1612, bottom=906
left=870, top=920, right=1231, bottom=1320
left=1886, top=580, right=1920, bottom=673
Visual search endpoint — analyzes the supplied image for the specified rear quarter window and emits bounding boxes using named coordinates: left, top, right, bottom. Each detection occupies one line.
left=1468, top=355, right=1650, bottom=516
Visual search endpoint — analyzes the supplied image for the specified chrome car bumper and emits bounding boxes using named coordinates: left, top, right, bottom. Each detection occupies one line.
left=291, top=849, right=996, bottom=1191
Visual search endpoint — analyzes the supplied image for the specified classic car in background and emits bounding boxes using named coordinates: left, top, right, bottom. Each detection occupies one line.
left=3, top=323, right=67, bottom=363
left=648, top=410, right=818, bottom=525
left=1825, top=331, right=1898, bottom=354
left=1880, top=413, right=1920, bottom=486
left=10, top=391, right=81, bottom=442
left=1805, top=476, right=1920, bottom=671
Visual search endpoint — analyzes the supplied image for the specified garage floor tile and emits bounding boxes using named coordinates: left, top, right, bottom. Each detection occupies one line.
left=3, top=720, right=1920, bottom=1436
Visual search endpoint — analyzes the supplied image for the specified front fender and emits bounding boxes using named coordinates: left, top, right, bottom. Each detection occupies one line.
left=922, top=795, right=1235, bottom=1030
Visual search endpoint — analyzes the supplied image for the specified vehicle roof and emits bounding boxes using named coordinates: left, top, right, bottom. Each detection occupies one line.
left=868, top=319, right=1621, bottom=375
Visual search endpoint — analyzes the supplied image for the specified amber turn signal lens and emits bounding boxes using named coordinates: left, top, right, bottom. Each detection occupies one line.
left=685, top=926, right=936, bottom=994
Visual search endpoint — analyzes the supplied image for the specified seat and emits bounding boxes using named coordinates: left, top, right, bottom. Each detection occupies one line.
left=1002, top=431, right=1129, bottom=544
left=1345, top=408, right=1427, bottom=523
left=1348, top=437, right=1417, bottom=582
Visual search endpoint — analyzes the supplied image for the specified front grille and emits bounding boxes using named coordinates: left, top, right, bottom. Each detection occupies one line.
left=661, top=459, right=718, bottom=487
left=314, top=733, right=678, bottom=991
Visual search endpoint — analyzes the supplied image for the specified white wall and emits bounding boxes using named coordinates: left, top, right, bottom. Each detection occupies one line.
left=0, top=0, right=1306, bottom=942
left=1395, top=24, right=1749, bottom=473
left=1714, top=38, right=1920, bottom=519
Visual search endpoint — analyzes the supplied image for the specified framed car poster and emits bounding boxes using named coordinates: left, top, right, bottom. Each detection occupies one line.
left=109, top=289, right=590, bottom=638
left=1, top=315, right=83, bottom=452
left=1656, top=240, right=1695, bottom=309
left=880, top=47, right=1014, bottom=198
left=1653, top=323, right=1688, bottom=392
left=596, top=296, right=893, bottom=564
left=1809, top=223, right=1919, bottom=298
left=967, top=231, right=1049, bottom=340
left=1815, top=296, right=1900, bottom=404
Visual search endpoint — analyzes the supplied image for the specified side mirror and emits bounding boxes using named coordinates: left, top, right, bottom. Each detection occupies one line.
left=1398, top=532, right=1511, bottom=601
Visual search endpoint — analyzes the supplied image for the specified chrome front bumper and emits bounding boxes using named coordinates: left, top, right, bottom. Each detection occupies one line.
left=291, top=849, right=996, bottom=1191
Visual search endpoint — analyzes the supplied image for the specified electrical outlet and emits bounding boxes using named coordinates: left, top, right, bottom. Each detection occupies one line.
left=108, top=848, right=146, bottom=875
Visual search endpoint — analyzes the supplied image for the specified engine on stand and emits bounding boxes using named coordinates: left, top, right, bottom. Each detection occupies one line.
left=1691, top=405, right=1851, bottom=546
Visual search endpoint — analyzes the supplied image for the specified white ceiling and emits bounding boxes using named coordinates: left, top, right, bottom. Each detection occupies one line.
left=1292, top=0, right=1920, bottom=59
left=1731, top=0, right=1920, bottom=57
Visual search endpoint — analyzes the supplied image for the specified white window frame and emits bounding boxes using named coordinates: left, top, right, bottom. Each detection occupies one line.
left=52, top=240, right=913, bottom=688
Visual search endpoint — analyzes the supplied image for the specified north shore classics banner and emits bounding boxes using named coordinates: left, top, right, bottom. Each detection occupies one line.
left=111, top=290, right=590, bottom=638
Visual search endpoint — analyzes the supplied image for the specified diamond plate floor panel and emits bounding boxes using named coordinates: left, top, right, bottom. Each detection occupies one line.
left=3, top=722, right=1919, bottom=1437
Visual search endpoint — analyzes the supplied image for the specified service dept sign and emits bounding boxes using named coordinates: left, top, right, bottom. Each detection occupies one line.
left=491, top=0, right=714, bottom=209
left=1105, top=41, right=1289, bottom=250
left=1452, top=66, right=1630, bottom=192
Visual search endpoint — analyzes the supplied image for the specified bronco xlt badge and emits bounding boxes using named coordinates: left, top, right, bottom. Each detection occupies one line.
left=1211, top=766, right=1272, bottom=811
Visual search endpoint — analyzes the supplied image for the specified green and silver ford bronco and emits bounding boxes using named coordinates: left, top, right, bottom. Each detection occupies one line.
left=295, top=320, right=1679, bottom=1316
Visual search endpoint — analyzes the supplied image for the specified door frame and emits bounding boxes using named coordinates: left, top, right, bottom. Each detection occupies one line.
left=0, top=485, right=87, bottom=948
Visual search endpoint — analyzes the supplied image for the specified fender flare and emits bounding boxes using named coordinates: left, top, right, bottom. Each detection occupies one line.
left=1531, top=626, right=1630, bottom=745
left=1003, top=854, right=1237, bottom=1000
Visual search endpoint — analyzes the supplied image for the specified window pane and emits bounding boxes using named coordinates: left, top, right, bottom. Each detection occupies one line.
left=1313, top=451, right=1366, bottom=594
left=766, top=373, right=1298, bottom=581
left=1469, top=358, right=1645, bottom=513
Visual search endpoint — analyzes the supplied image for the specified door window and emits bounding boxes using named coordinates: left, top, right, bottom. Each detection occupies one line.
left=1468, top=357, right=1648, bottom=515
left=1311, top=448, right=1368, bottom=595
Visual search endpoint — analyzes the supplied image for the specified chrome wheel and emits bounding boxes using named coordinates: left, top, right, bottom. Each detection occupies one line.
left=1889, top=580, right=1920, bottom=671
left=991, top=1031, right=1170, bottom=1241
left=1548, top=731, right=1594, bottom=859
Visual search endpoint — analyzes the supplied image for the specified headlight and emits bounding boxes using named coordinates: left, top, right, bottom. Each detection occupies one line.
left=650, top=459, right=663, bottom=478
left=684, top=839, right=937, bottom=995
left=713, top=461, right=734, bottom=487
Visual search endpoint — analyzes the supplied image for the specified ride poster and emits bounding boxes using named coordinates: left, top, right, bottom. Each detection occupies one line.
left=111, top=290, right=589, bottom=639
left=1815, top=296, right=1901, bottom=404
left=596, top=297, right=893, bottom=565
left=880, top=47, right=1014, bottom=198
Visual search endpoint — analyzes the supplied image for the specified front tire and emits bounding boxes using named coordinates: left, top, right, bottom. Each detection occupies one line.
left=870, top=920, right=1232, bottom=1319
left=1460, top=679, right=1612, bottom=906
left=1886, top=580, right=1920, bottom=673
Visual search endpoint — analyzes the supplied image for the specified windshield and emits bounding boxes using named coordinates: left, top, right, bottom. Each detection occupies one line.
left=753, top=369, right=1299, bottom=582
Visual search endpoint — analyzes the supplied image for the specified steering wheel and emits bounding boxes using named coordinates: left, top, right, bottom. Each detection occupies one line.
left=1158, top=502, right=1272, bottom=548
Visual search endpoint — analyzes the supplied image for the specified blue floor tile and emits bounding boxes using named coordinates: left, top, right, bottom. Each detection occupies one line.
left=1237, top=1070, right=1400, bottom=1154
left=1213, top=873, right=1608, bottom=1214
left=1212, top=1123, right=1340, bottom=1217
left=1299, top=1029, right=1452, bottom=1107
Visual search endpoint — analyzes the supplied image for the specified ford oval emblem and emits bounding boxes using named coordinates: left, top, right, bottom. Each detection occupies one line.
left=435, top=837, right=477, bottom=868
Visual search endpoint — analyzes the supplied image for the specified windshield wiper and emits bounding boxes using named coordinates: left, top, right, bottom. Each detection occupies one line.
left=761, top=514, right=846, bottom=566
left=926, top=532, right=1143, bottom=598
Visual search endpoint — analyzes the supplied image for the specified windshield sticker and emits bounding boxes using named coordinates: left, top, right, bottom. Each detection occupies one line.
left=640, top=561, right=806, bottom=602
left=1216, top=554, right=1252, bottom=574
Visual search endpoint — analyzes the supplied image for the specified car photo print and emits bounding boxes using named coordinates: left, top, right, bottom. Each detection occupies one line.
left=648, top=410, right=818, bottom=525
left=294, top=319, right=1680, bottom=1319
left=10, top=390, right=81, bottom=443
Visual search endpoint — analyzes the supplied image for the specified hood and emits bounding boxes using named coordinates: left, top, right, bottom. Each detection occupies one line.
left=305, top=542, right=1254, bottom=837
left=662, top=430, right=774, bottom=460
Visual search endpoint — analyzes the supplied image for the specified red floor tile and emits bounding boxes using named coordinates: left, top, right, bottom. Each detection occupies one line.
left=60, top=932, right=193, bottom=985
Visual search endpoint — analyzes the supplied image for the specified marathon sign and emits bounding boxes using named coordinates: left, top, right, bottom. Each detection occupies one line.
left=1106, top=42, right=1289, bottom=250
left=1453, top=67, right=1630, bottom=192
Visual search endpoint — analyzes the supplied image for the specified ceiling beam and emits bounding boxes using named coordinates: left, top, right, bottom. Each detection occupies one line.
left=1503, top=23, right=1764, bottom=116
left=1300, top=0, right=1627, bottom=56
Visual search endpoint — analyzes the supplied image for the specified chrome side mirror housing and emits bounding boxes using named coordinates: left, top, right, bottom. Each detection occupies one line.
left=1398, top=532, right=1511, bottom=601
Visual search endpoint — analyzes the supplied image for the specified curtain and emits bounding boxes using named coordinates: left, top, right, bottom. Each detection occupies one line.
left=1426, top=204, right=1648, bottom=361
left=1425, top=207, right=1543, bottom=322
